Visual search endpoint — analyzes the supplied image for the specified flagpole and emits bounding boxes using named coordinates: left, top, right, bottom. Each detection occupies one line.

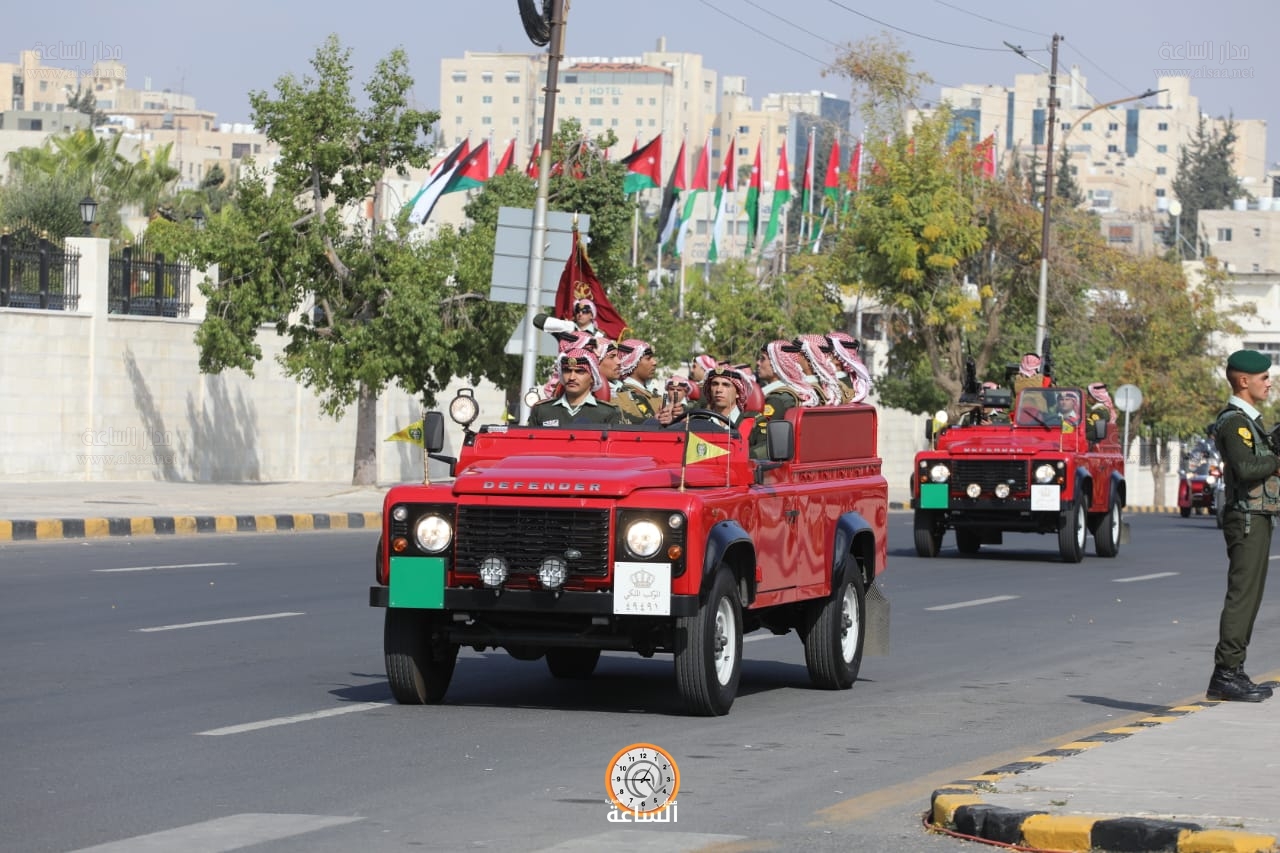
left=678, top=249, right=686, bottom=318
left=518, top=0, right=567, bottom=425
left=805, top=126, right=815, bottom=254
left=631, top=203, right=639, bottom=272
left=781, top=203, right=788, bottom=274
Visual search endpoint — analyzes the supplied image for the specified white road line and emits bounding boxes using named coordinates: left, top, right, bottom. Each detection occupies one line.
left=926, top=595, right=1020, bottom=611
left=136, top=612, right=304, bottom=633
left=197, top=702, right=390, bottom=736
left=95, top=561, right=237, bottom=573
left=67, top=812, right=362, bottom=852
left=744, top=633, right=781, bottom=643
left=1113, top=572, right=1180, bottom=583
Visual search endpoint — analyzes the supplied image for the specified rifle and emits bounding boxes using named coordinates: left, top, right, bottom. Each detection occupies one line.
left=1041, top=335, right=1055, bottom=384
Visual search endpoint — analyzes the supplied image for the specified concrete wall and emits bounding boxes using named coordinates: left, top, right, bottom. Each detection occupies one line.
left=0, top=237, right=506, bottom=484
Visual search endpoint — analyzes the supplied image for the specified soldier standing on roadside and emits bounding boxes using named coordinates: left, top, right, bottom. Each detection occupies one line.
left=1208, top=349, right=1280, bottom=702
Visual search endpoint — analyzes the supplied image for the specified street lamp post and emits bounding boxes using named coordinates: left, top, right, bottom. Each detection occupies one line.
left=79, top=195, right=98, bottom=237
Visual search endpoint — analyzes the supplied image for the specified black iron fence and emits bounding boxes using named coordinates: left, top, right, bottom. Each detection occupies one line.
left=0, top=228, right=81, bottom=311
left=108, top=241, right=192, bottom=318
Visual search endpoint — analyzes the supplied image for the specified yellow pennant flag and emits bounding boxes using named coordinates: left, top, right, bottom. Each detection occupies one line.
left=386, top=420, right=425, bottom=446
left=684, top=434, right=729, bottom=465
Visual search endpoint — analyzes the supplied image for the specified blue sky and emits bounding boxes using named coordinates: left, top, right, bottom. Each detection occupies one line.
left=11, top=0, right=1277, bottom=168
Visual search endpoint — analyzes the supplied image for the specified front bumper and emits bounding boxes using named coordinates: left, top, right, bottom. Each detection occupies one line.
left=370, top=585, right=700, bottom=617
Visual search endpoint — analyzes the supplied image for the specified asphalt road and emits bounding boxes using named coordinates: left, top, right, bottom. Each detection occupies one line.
left=1, top=510, right=1268, bottom=853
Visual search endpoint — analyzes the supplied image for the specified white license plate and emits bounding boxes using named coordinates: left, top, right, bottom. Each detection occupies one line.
left=613, top=562, right=671, bottom=616
left=1030, top=484, right=1061, bottom=511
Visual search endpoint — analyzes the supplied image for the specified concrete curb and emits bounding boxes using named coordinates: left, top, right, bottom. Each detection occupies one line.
left=0, top=512, right=382, bottom=542
left=927, top=700, right=1279, bottom=853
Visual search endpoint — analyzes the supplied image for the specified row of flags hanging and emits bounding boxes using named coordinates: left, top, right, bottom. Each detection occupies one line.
left=405, top=131, right=998, bottom=258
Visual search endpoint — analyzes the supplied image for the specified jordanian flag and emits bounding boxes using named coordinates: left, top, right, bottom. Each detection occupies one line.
left=405, top=139, right=468, bottom=224
left=415, top=140, right=490, bottom=225
left=707, top=138, right=735, bottom=264
left=621, top=133, right=662, bottom=194
left=676, top=136, right=709, bottom=257
left=744, top=140, right=762, bottom=254
left=658, top=138, right=687, bottom=250
left=762, top=139, right=790, bottom=255
left=823, top=137, right=841, bottom=210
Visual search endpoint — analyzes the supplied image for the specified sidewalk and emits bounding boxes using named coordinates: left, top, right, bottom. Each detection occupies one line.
left=0, top=481, right=386, bottom=541
left=928, top=682, right=1280, bottom=852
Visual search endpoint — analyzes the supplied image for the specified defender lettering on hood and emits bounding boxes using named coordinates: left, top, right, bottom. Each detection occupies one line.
left=482, top=481, right=602, bottom=492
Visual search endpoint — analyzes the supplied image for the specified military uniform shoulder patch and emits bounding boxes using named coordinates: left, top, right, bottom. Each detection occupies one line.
left=1239, top=426, right=1254, bottom=448
left=763, top=404, right=775, bottom=417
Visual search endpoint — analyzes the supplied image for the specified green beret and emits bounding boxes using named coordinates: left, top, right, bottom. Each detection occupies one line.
left=1227, top=349, right=1272, bottom=373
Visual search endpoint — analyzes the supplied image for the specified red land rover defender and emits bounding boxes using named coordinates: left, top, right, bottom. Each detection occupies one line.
left=370, top=398, right=890, bottom=716
left=912, top=384, right=1127, bottom=562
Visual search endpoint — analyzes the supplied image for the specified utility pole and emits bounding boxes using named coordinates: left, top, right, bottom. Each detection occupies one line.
left=518, top=0, right=567, bottom=424
left=1034, top=32, right=1061, bottom=356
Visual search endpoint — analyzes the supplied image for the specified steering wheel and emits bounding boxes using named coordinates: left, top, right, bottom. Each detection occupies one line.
left=673, top=409, right=735, bottom=431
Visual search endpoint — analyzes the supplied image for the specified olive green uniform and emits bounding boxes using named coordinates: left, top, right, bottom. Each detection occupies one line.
left=1213, top=402, right=1277, bottom=670
left=750, top=384, right=800, bottom=459
left=614, top=379, right=663, bottom=424
left=529, top=396, right=622, bottom=428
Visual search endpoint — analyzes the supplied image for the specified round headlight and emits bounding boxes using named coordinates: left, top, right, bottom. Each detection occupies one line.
left=414, top=515, right=452, bottom=553
left=479, top=556, right=508, bottom=588
left=928, top=464, right=951, bottom=483
left=625, top=520, right=663, bottom=559
left=966, top=483, right=982, bottom=499
left=994, top=483, right=1011, bottom=499
left=667, top=513, right=684, bottom=530
left=538, top=556, right=568, bottom=589
left=391, top=505, right=408, bottom=522
left=1034, top=463, right=1057, bottom=484
left=449, top=390, right=480, bottom=427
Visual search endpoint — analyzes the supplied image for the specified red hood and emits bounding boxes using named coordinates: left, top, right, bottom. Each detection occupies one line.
left=451, top=455, right=683, bottom=497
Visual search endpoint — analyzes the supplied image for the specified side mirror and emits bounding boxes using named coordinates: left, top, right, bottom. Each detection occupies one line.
left=1089, top=418, right=1108, bottom=443
left=422, top=412, right=446, bottom=453
left=766, top=419, right=795, bottom=462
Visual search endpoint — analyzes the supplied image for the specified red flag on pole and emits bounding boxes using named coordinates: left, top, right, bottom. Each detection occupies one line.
left=553, top=229, right=627, bottom=340
left=495, top=138, right=516, bottom=175
left=526, top=141, right=541, bottom=178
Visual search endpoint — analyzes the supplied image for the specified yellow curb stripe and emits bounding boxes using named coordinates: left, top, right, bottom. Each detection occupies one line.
left=1169, top=704, right=1211, bottom=713
left=329, top=514, right=349, bottom=529
left=1180, top=829, right=1279, bottom=853
left=1103, top=726, right=1147, bottom=734
left=35, top=519, right=63, bottom=539
left=932, top=793, right=984, bottom=826
left=292, top=513, right=315, bottom=531
left=214, top=516, right=237, bottom=533
left=130, top=517, right=155, bottom=536
left=1139, top=715, right=1181, bottom=724
left=84, top=518, right=111, bottom=537
left=1021, top=814, right=1099, bottom=851
left=0, top=520, right=10, bottom=540
left=254, top=515, right=277, bottom=532
left=362, top=512, right=381, bottom=527
left=1057, top=740, right=1108, bottom=751
left=173, top=516, right=198, bottom=535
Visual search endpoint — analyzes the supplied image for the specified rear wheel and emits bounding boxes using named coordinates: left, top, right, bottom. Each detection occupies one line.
left=384, top=609, right=458, bottom=704
left=914, top=510, right=943, bottom=558
left=803, top=567, right=866, bottom=690
left=1095, top=495, right=1122, bottom=558
left=1058, top=500, right=1086, bottom=563
left=955, top=529, right=981, bottom=554
left=546, top=648, right=601, bottom=679
left=674, top=568, right=742, bottom=716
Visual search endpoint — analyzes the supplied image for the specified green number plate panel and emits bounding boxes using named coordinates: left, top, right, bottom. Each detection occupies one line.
left=919, top=482, right=950, bottom=510
left=389, top=556, right=446, bottom=609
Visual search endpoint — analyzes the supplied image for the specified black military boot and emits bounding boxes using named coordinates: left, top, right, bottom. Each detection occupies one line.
left=1207, top=666, right=1272, bottom=702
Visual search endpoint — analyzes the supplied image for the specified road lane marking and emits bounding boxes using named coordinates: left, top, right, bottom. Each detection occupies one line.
left=197, top=702, right=390, bottom=736
left=67, top=813, right=362, bottom=852
left=926, top=595, right=1019, bottom=611
left=95, top=561, right=237, bottom=573
left=136, top=612, right=304, bottom=633
left=1113, top=572, right=1179, bottom=583
left=744, top=633, right=780, bottom=643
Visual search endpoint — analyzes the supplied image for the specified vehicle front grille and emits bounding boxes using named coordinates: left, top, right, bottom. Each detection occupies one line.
left=456, top=507, right=611, bottom=578
left=951, top=460, right=1028, bottom=493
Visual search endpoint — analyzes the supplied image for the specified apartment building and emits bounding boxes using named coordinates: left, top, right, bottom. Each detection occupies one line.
left=922, top=71, right=1267, bottom=250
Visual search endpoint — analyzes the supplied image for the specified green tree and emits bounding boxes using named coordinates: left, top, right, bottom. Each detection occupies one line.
left=66, top=86, right=107, bottom=126
left=1055, top=145, right=1084, bottom=207
left=191, top=35, right=441, bottom=485
left=1170, top=117, right=1238, bottom=258
left=828, top=111, right=988, bottom=410
left=1087, top=255, right=1237, bottom=504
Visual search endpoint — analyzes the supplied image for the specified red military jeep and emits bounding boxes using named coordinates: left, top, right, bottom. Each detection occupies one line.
left=912, top=384, right=1127, bottom=562
left=370, top=398, right=890, bottom=716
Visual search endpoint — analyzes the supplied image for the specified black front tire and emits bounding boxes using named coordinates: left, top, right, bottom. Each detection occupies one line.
left=546, top=648, right=601, bottom=679
left=384, top=609, right=458, bottom=705
left=1058, top=500, right=1086, bottom=563
left=674, top=568, right=742, bottom=716
left=1095, top=496, right=1122, bottom=558
left=803, top=567, right=866, bottom=690
left=914, top=510, right=943, bottom=558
